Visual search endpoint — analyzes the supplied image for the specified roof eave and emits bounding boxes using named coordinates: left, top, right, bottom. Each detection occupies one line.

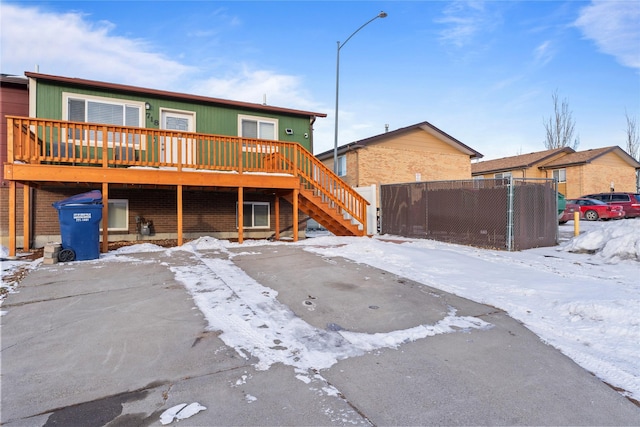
left=315, top=121, right=483, bottom=159
left=24, top=72, right=327, bottom=118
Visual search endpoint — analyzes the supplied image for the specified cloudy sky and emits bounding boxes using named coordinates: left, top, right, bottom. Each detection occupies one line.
left=1, top=1, right=638, bottom=159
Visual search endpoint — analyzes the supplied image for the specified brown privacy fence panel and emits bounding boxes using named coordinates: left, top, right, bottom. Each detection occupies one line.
left=380, top=178, right=558, bottom=251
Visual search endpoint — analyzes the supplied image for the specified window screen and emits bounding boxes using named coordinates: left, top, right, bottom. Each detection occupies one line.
left=66, top=96, right=140, bottom=127
left=253, top=204, right=269, bottom=227
left=242, top=120, right=258, bottom=138
left=106, top=199, right=128, bottom=231
left=238, top=202, right=270, bottom=228
left=259, top=122, right=275, bottom=140
left=68, top=99, right=85, bottom=122
left=552, top=169, right=566, bottom=183
left=241, top=117, right=276, bottom=140
left=88, top=101, right=124, bottom=125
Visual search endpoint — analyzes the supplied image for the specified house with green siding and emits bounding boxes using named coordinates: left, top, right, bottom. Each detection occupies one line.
left=3, top=72, right=368, bottom=256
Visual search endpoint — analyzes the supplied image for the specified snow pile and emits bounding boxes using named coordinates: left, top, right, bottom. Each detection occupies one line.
left=562, top=220, right=640, bottom=261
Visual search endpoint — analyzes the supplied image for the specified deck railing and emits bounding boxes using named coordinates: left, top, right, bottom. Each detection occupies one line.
left=7, top=116, right=367, bottom=230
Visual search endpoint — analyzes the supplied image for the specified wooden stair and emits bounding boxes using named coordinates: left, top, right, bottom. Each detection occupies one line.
left=282, top=186, right=365, bottom=236
left=265, top=150, right=368, bottom=237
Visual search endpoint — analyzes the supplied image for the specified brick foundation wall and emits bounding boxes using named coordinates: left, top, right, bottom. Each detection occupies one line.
left=1, top=186, right=301, bottom=249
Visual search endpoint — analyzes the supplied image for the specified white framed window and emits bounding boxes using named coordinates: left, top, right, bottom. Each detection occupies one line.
left=100, top=199, right=128, bottom=231
left=337, top=155, right=347, bottom=177
left=552, top=168, right=566, bottom=183
left=238, top=114, right=278, bottom=140
left=62, top=92, right=145, bottom=147
left=237, top=201, right=270, bottom=229
left=473, top=176, right=485, bottom=189
left=494, top=172, right=512, bottom=179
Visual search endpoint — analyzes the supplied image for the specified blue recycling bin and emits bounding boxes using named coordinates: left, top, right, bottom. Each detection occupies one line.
left=52, top=190, right=103, bottom=261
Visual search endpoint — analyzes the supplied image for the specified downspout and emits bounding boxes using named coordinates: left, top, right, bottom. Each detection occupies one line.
left=355, top=148, right=359, bottom=186
left=309, top=116, right=316, bottom=153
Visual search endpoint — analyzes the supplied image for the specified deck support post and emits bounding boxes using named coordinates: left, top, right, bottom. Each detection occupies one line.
left=8, top=181, right=16, bottom=257
left=237, top=187, right=244, bottom=244
left=274, top=194, right=280, bottom=241
left=101, top=183, right=109, bottom=253
left=23, top=183, right=30, bottom=252
left=292, top=188, right=299, bottom=242
left=177, top=185, right=183, bottom=246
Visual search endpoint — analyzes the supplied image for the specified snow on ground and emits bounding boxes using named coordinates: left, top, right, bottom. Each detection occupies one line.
left=1, top=219, right=639, bottom=402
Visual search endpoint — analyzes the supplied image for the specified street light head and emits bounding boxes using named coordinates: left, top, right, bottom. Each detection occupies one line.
left=333, top=10, right=388, bottom=174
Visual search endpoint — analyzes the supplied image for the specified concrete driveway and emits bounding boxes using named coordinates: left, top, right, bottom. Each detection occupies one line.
left=1, top=243, right=638, bottom=426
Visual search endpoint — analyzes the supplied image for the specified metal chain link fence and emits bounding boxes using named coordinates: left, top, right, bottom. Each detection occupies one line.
left=380, top=178, right=558, bottom=251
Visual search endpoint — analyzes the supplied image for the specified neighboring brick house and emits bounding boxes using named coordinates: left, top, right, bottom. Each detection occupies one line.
left=3, top=72, right=369, bottom=255
left=316, top=121, right=483, bottom=199
left=0, top=75, right=29, bottom=188
left=315, top=122, right=482, bottom=234
left=471, top=146, right=640, bottom=198
left=0, top=74, right=29, bottom=248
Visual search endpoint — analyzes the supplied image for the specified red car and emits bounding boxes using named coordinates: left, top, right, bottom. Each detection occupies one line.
left=580, top=192, right=640, bottom=218
left=566, top=198, right=625, bottom=221
left=559, top=201, right=581, bottom=223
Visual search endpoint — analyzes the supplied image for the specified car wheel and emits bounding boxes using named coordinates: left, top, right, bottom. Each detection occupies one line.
left=584, top=210, right=599, bottom=221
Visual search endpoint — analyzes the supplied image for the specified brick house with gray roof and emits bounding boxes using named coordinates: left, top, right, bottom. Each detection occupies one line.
left=472, top=146, right=640, bottom=198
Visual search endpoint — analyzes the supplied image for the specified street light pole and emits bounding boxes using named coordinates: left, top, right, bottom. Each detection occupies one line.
left=333, top=11, right=388, bottom=174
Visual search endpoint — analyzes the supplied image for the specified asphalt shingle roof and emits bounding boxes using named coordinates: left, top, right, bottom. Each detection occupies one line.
left=538, top=146, right=638, bottom=168
left=471, top=147, right=573, bottom=175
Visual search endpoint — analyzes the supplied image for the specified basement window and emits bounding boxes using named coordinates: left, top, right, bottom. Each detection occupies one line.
left=105, top=199, right=129, bottom=231
left=237, top=201, right=270, bottom=229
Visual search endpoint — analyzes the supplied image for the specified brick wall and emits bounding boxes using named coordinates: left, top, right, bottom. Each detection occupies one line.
left=357, top=145, right=471, bottom=187
left=564, top=154, right=638, bottom=198
left=1, top=186, right=299, bottom=249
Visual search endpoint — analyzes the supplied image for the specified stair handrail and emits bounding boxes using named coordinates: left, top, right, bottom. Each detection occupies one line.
left=293, top=145, right=368, bottom=230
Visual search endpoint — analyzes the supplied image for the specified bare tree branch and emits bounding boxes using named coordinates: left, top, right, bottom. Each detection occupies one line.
left=543, top=90, right=579, bottom=150
left=625, top=109, right=639, bottom=160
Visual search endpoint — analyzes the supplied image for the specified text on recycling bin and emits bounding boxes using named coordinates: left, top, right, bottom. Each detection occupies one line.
left=73, top=213, right=92, bottom=222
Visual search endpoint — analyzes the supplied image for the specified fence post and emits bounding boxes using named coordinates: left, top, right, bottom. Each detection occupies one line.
left=555, top=178, right=559, bottom=244
left=506, top=176, right=514, bottom=251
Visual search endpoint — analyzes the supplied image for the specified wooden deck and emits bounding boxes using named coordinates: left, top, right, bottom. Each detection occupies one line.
left=4, top=116, right=368, bottom=256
